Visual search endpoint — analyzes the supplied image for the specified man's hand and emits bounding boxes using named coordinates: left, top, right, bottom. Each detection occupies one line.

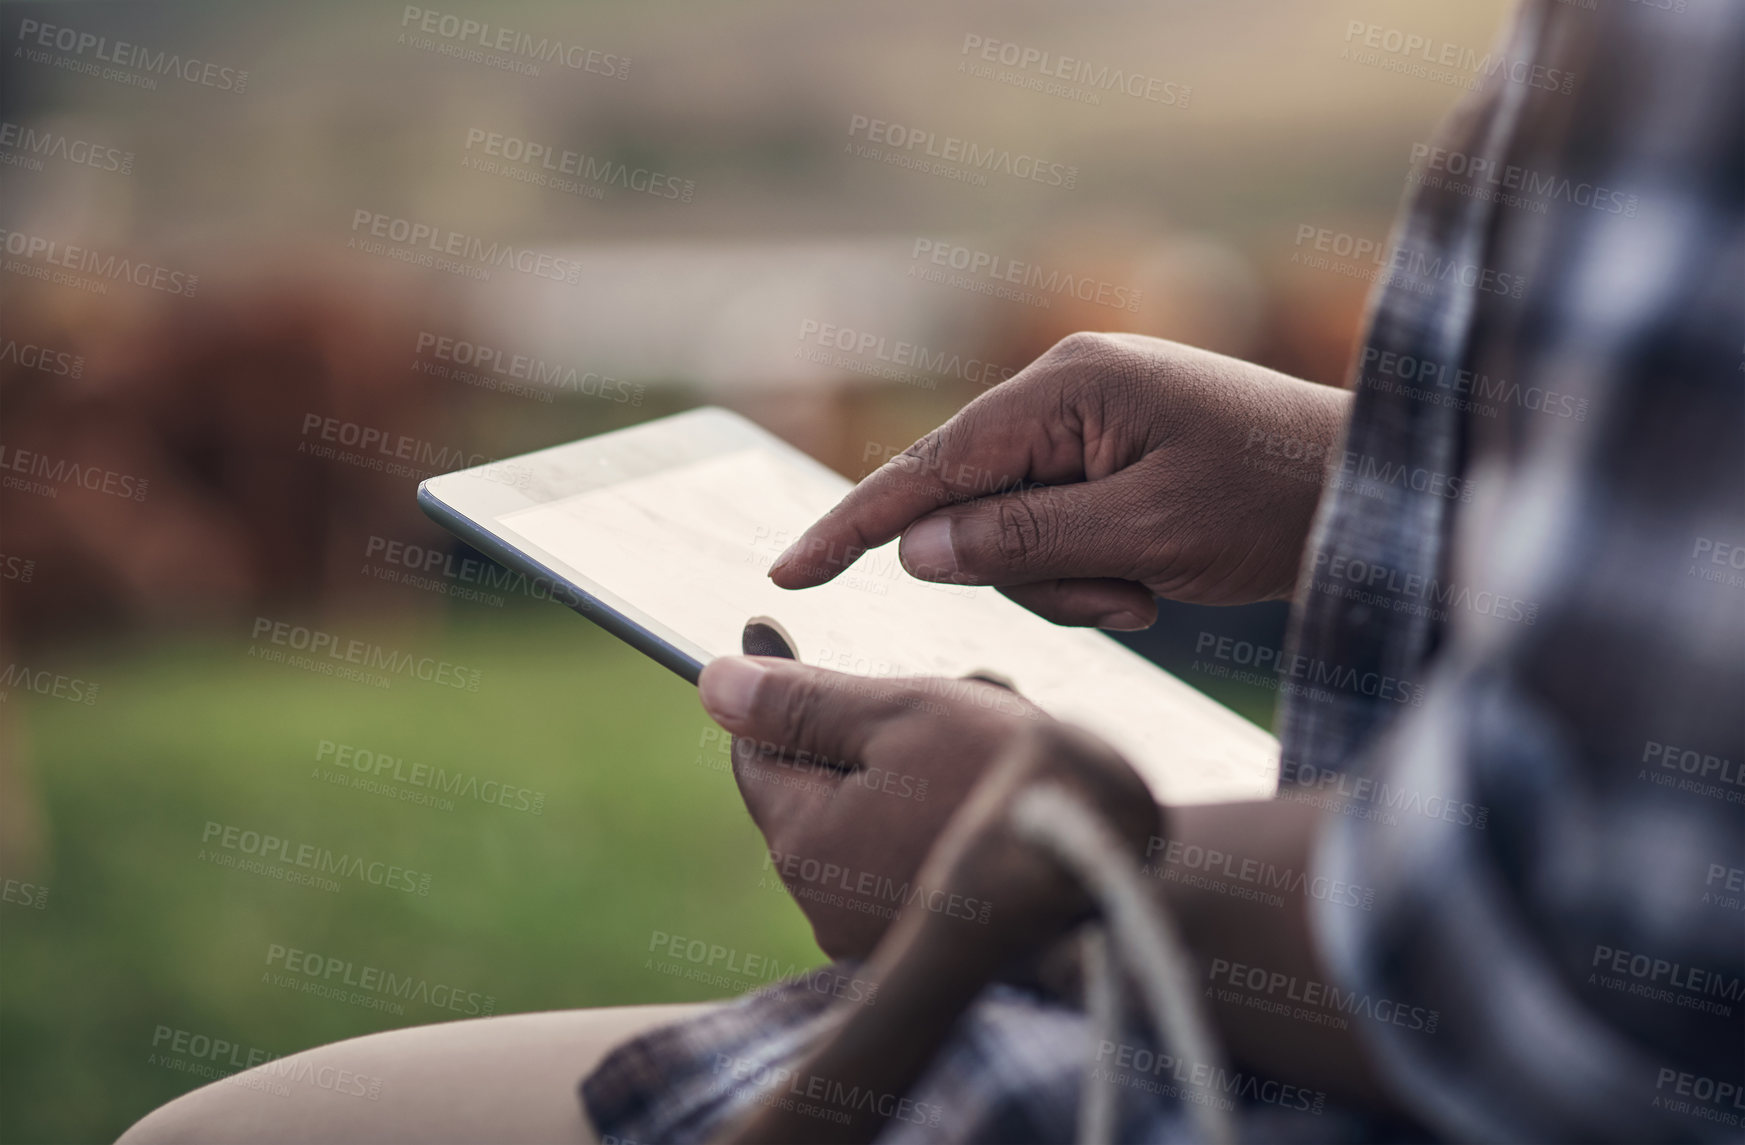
left=701, top=656, right=1397, bottom=1111
left=699, top=654, right=1053, bottom=960
left=770, top=332, right=1351, bottom=626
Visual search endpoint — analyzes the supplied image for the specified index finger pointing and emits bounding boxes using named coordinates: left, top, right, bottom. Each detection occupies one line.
left=768, top=415, right=1031, bottom=589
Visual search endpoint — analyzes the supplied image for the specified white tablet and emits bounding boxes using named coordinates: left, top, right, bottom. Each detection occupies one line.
left=419, top=407, right=1278, bottom=804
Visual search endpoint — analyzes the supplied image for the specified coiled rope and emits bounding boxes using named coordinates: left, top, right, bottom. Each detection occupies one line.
left=1011, top=785, right=1237, bottom=1145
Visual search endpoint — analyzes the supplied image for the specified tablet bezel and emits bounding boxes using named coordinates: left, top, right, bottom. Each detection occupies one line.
left=417, top=407, right=843, bottom=684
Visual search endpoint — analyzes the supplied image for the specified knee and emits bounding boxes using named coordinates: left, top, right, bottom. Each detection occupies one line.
left=115, top=1075, right=276, bottom=1145
left=116, top=1101, right=181, bottom=1144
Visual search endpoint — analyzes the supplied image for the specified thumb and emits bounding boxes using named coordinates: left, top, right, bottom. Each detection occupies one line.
left=896, top=474, right=1145, bottom=587
left=698, top=655, right=913, bottom=766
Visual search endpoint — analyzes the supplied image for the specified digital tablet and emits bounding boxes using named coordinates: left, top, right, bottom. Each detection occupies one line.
left=418, top=407, right=1278, bottom=804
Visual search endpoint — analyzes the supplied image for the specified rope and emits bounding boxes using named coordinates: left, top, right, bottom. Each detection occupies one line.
left=1011, top=785, right=1237, bottom=1145
left=1077, top=927, right=1123, bottom=1145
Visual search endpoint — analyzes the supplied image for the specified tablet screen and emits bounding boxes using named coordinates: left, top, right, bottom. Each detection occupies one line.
left=497, top=446, right=1277, bottom=804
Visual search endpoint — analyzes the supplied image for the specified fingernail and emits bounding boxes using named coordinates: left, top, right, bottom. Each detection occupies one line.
left=899, top=515, right=957, bottom=578
left=767, top=541, right=799, bottom=579
left=700, top=656, right=768, bottom=725
left=1096, top=610, right=1150, bottom=631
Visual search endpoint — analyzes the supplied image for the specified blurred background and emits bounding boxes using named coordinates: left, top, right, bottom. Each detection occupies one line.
left=0, top=1, right=1511, bottom=1139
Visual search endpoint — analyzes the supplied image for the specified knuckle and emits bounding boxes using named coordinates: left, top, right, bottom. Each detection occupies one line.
left=1033, top=333, right=1146, bottom=421
left=907, top=421, right=989, bottom=507
left=892, top=430, right=948, bottom=500
left=993, top=497, right=1059, bottom=569
left=770, top=676, right=825, bottom=750
left=1050, top=330, right=1116, bottom=360
left=895, top=429, right=944, bottom=472
left=1046, top=331, right=1128, bottom=378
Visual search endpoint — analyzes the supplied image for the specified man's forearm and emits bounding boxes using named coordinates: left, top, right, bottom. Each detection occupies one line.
left=1156, top=798, right=1400, bottom=1113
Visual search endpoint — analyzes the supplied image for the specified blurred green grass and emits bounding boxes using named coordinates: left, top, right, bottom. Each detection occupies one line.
left=0, top=605, right=1275, bottom=1144
left=1, top=608, right=820, bottom=1144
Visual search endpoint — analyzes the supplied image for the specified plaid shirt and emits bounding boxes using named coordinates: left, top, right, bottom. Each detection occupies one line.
left=585, top=1, right=1745, bottom=1140
left=1284, top=0, right=1745, bottom=1140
